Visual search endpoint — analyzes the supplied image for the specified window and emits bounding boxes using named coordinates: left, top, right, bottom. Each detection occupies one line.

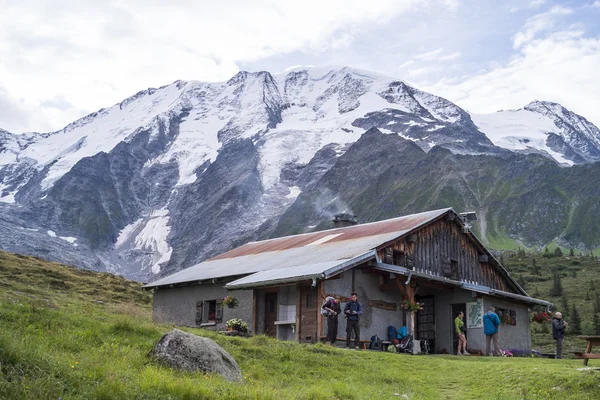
left=196, top=299, right=223, bottom=326
left=497, top=308, right=517, bottom=326
left=206, top=300, right=217, bottom=322
left=392, top=250, right=405, bottom=266
left=383, top=248, right=406, bottom=266
left=306, top=292, right=313, bottom=308
left=268, top=297, right=276, bottom=313
left=451, top=260, right=458, bottom=279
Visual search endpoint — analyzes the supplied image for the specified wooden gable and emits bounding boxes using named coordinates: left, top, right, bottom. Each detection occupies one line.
left=376, top=212, right=517, bottom=293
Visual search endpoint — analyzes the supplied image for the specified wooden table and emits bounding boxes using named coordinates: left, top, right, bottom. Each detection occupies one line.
left=574, top=336, right=600, bottom=365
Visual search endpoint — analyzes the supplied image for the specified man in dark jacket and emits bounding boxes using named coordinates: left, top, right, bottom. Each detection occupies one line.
left=344, top=292, right=363, bottom=349
left=552, top=311, right=568, bottom=359
left=322, top=296, right=342, bottom=345
left=483, top=306, right=502, bottom=356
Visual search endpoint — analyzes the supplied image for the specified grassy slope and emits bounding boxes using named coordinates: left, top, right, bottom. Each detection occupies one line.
left=1, top=251, right=600, bottom=400
left=502, top=251, right=600, bottom=355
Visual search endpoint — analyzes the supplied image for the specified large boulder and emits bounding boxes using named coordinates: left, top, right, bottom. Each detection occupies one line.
left=149, top=329, right=243, bottom=382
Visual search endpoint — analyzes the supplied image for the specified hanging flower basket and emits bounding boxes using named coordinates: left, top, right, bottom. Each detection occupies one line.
left=223, top=295, right=239, bottom=308
left=400, top=297, right=423, bottom=312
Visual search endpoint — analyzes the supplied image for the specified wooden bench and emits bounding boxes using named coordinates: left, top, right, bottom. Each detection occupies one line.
left=319, top=336, right=372, bottom=349
left=575, top=336, right=600, bottom=365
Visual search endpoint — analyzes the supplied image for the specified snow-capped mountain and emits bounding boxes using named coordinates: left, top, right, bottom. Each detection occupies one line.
left=472, top=100, right=600, bottom=165
left=0, top=67, right=599, bottom=281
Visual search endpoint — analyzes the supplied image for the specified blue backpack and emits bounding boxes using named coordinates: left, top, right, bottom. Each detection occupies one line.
left=369, top=334, right=380, bottom=350
left=387, top=325, right=398, bottom=341
left=397, top=326, right=407, bottom=339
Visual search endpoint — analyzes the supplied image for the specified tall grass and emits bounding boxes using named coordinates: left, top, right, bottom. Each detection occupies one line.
left=1, top=250, right=599, bottom=399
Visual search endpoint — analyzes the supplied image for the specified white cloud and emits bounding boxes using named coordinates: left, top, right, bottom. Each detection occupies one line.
left=510, top=0, right=547, bottom=13
left=414, top=48, right=461, bottom=61
left=2, top=0, right=453, bottom=133
left=593, top=1, right=600, bottom=8
left=424, top=30, right=600, bottom=127
left=512, top=6, right=573, bottom=49
left=441, top=0, right=461, bottom=11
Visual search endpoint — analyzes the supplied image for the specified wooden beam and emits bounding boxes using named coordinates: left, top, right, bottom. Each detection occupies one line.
left=407, top=284, right=416, bottom=337
left=368, top=299, right=398, bottom=311
left=317, top=281, right=324, bottom=337
left=252, top=290, right=258, bottom=334
left=394, top=277, right=408, bottom=298
left=295, top=284, right=301, bottom=342
left=414, top=278, right=456, bottom=292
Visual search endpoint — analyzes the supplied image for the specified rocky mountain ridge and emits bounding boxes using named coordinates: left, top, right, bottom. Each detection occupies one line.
left=0, top=67, right=599, bottom=281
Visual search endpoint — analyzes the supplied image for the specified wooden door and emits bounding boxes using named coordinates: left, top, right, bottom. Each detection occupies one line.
left=299, top=285, right=318, bottom=343
left=416, top=295, right=435, bottom=352
left=265, top=293, right=277, bottom=337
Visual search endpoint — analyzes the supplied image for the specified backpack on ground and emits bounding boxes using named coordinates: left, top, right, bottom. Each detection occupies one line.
left=369, top=334, right=380, bottom=350
left=397, top=326, right=407, bottom=339
left=387, top=325, right=398, bottom=341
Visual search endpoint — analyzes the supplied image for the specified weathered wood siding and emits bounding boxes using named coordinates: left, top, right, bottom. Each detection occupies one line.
left=377, top=217, right=513, bottom=293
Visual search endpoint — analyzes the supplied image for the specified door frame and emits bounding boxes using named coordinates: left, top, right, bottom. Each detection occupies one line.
left=264, top=290, right=279, bottom=337
left=416, top=295, right=435, bottom=352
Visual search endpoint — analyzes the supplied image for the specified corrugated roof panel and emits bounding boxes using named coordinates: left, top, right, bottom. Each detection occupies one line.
left=146, top=230, right=407, bottom=287
left=210, top=208, right=451, bottom=260
left=144, top=208, right=451, bottom=288
left=225, top=260, right=345, bottom=289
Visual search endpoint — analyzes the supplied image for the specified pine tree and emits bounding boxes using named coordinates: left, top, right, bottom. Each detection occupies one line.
left=533, top=285, right=541, bottom=298
left=570, top=306, right=582, bottom=335
left=569, top=248, right=575, bottom=257
left=549, top=272, right=563, bottom=297
left=554, top=247, right=563, bottom=257
left=531, top=258, right=540, bottom=275
left=544, top=247, right=549, bottom=254
left=595, top=293, right=600, bottom=314
left=594, top=313, right=600, bottom=335
left=517, top=274, right=527, bottom=291
left=586, top=291, right=591, bottom=301
left=561, top=295, right=569, bottom=318
left=572, top=270, right=577, bottom=278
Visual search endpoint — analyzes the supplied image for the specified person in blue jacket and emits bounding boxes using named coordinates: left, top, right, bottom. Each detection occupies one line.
left=552, top=311, right=568, bottom=359
left=483, top=306, right=502, bottom=356
left=344, top=292, right=363, bottom=349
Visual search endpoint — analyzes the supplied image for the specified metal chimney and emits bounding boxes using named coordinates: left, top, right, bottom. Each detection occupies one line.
left=333, top=213, right=359, bottom=228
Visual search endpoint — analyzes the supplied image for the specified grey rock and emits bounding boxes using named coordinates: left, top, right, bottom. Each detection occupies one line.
left=149, top=329, right=243, bottom=382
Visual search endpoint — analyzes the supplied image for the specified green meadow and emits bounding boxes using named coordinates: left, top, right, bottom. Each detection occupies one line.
left=1, top=250, right=599, bottom=399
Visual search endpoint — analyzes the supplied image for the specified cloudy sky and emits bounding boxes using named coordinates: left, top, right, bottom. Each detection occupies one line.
left=1, top=0, right=599, bottom=133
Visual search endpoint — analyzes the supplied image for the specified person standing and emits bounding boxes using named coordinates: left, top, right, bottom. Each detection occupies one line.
left=552, top=311, right=568, bottom=359
left=483, top=306, right=502, bottom=356
left=322, top=296, right=341, bottom=345
left=454, top=311, right=469, bottom=355
left=344, top=292, right=363, bottom=349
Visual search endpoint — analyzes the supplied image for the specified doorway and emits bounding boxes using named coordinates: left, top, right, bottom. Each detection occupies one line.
left=264, top=292, right=278, bottom=337
left=451, top=303, right=466, bottom=355
left=299, top=285, right=318, bottom=343
left=416, top=295, right=435, bottom=352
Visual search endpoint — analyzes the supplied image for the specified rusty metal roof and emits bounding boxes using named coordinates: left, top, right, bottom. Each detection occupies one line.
left=210, top=208, right=452, bottom=260
left=144, top=208, right=451, bottom=288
